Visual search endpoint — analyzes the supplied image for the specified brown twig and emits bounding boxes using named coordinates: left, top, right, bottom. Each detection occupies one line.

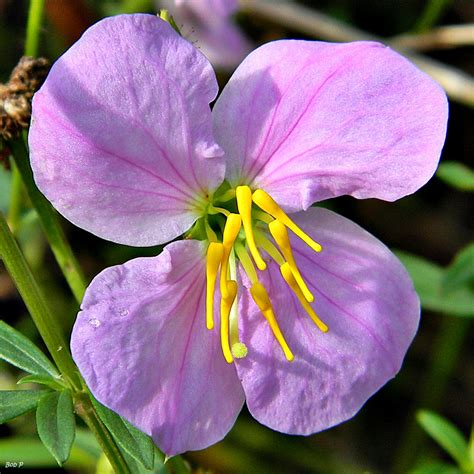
left=0, top=56, right=50, bottom=141
left=390, top=24, right=474, bottom=50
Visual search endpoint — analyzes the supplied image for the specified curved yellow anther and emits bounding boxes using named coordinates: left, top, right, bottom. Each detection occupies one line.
left=236, top=186, right=267, bottom=271
left=221, top=280, right=238, bottom=364
left=220, top=213, right=242, bottom=298
left=252, top=189, right=322, bottom=253
left=268, top=220, right=314, bottom=303
left=206, top=242, right=224, bottom=330
left=250, top=282, right=294, bottom=361
left=280, top=263, right=328, bottom=333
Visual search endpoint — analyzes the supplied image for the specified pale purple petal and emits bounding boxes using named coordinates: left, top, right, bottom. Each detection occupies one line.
left=175, top=0, right=238, bottom=20
left=161, top=0, right=252, bottom=68
left=213, top=40, right=448, bottom=210
left=71, top=240, right=244, bottom=456
left=30, top=14, right=224, bottom=246
left=235, top=207, right=419, bottom=434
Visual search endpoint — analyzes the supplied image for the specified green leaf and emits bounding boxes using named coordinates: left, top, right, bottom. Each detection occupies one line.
left=36, top=390, right=76, bottom=465
left=437, top=162, right=474, bottom=191
left=0, top=390, right=49, bottom=424
left=396, top=252, right=474, bottom=317
left=410, top=461, right=463, bottom=474
left=17, top=374, right=67, bottom=391
left=443, top=243, right=474, bottom=294
left=91, top=396, right=155, bottom=470
left=0, top=320, right=59, bottom=377
left=417, top=410, right=470, bottom=467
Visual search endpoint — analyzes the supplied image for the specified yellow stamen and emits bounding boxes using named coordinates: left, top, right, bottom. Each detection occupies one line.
left=236, top=185, right=267, bottom=271
left=220, top=213, right=242, bottom=298
left=268, top=220, right=314, bottom=303
left=234, top=242, right=258, bottom=284
left=252, top=189, right=322, bottom=253
left=206, top=242, right=224, bottom=330
left=280, top=263, right=328, bottom=333
left=255, top=232, right=286, bottom=266
left=221, top=280, right=238, bottom=364
left=250, top=282, right=294, bottom=361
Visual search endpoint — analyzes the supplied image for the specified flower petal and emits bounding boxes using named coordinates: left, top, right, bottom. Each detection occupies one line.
left=235, top=207, right=419, bottom=434
left=71, top=240, right=244, bottom=456
left=213, top=40, right=448, bottom=210
left=30, top=14, right=224, bottom=246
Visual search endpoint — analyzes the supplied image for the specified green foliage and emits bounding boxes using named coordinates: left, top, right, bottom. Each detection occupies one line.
left=417, top=410, right=474, bottom=472
left=411, top=461, right=463, bottom=474
left=0, top=320, right=60, bottom=377
left=36, top=389, right=76, bottom=465
left=0, top=429, right=101, bottom=470
left=0, top=389, right=49, bottom=424
left=91, top=396, right=156, bottom=470
left=396, top=251, right=474, bottom=317
left=17, top=373, right=67, bottom=391
left=437, top=162, right=474, bottom=191
left=443, top=243, right=474, bottom=293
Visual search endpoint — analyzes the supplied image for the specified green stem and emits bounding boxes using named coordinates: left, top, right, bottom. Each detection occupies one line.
left=0, top=210, right=79, bottom=387
left=8, top=0, right=45, bottom=235
left=10, top=138, right=87, bottom=303
left=25, top=0, right=45, bottom=57
left=7, top=163, right=24, bottom=234
left=166, top=455, right=191, bottom=474
left=0, top=211, right=131, bottom=473
left=415, top=0, right=452, bottom=32
left=393, top=316, right=470, bottom=473
left=75, top=393, right=131, bottom=474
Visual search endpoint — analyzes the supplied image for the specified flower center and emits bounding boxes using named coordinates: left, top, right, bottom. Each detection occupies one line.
left=199, top=185, right=328, bottom=364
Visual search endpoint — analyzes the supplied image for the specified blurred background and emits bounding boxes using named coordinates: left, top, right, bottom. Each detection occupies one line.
left=0, top=0, right=472, bottom=472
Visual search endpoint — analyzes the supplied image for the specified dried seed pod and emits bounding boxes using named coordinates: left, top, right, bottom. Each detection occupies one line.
left=1, top=56, right=50, bottom=141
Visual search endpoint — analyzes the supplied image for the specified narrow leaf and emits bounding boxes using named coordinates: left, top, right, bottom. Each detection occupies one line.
left=417, top=410, right=470, bottom=467
left=17, top=374, right=67, bottom=391
left=437, top=161, right=474, bottom=191
left=442, top=243, right=474, bottom=294
left=91, top=397, right=154, bottom=470
left=396, top=252, right=474, bottom=317
left=36, top=390, right=76, bottom=465
left=0, top=320, right=59, bottom=376
left=0, top=390, right=48, bottom=424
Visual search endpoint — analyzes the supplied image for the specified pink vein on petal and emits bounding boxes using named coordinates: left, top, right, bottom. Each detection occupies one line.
left=248, top=65, right=344, bottom=182
left=38, top=106, right=198, bottom=202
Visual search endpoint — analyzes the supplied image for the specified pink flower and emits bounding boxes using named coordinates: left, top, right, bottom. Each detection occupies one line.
left=29, top=15, right=448, bottom=456
left=159, top=0, right=252, bottom=68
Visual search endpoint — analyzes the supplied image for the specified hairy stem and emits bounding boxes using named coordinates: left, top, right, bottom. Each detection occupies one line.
left=75, top=392, right=131, bottom=474
left=0, top=210, right=80, bottom=387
